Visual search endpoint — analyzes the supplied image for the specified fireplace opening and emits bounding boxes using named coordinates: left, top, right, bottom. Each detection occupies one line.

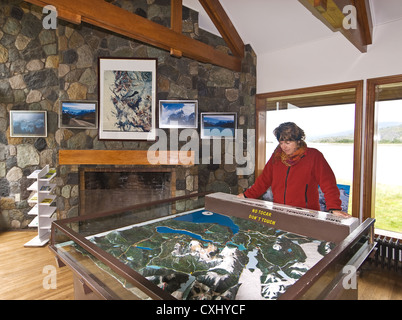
left=79, top=167, right=176, bottom=215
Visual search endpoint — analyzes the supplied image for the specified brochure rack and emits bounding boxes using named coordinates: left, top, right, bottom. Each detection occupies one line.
left=25, top=165, right=56, bottom=247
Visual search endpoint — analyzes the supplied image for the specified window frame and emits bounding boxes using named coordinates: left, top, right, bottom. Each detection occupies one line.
left=363, top=74, right=402, bottom=223
left=255, top=81, right=364, bottom=218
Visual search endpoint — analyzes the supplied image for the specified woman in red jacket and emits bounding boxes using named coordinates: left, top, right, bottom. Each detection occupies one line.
left=239, top=122, right=349, bottom=217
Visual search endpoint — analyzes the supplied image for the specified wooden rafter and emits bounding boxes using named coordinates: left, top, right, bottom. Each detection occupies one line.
left=171, top=0, right=183, bottom=34
left=354, top=0, right=373, bottom=45
left=314, top=0, right=328, bottom=13
left=299, top=0, right=373, bottom=53
left=24, top=0, right=242, bottom=71
left=170, top=0, right=183, bottom=58
left=198, top=0, right=245, bottom=58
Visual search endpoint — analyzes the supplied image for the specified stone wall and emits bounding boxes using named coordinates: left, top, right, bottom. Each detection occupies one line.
left=0, top=0, right=256, bottom=230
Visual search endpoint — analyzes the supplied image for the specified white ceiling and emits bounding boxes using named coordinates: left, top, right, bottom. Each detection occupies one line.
left=183, top=0, right=402, bottom=56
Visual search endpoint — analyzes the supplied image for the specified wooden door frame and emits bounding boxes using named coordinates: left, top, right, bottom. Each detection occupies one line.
left=256, top=81, right=364, bottom=218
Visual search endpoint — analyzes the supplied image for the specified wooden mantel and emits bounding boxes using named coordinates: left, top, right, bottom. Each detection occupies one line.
left=59, top=150, right=195, bottom=166
left=24, top=0, right=244, bottom=71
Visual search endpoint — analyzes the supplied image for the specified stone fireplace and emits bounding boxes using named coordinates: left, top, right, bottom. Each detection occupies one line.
left=79, top=166, right=176, bottom=215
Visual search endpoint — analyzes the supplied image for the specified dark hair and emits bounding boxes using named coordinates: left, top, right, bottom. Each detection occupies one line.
left=273, top=122, right=305, bottom=142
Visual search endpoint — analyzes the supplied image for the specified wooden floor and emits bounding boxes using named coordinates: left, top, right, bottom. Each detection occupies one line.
left=0, top=231, right=74, bottom=300
left=0, top=231, right=401, bottom=300
left=358, top=264, right=402, bottom=300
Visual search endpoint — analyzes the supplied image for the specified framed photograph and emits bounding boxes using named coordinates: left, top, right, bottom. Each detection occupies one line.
left=99, top=57, right=157, bottom=140
left=59, top=100, right=98, bottom=129
left=10, top=110, right=47, bottom=137
left=159, top=100, right=198, bottom=128
left=200, top=112, right=237, bottom=139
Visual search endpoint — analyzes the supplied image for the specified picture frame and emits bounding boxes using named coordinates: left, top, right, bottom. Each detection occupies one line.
left=9, top=110, right=47, bottom=137
left=200, top=112, right=237, bottom=139
left=98, top=57, right=157, bottom=140
left=159, top=100, right=198, bottom=128
left=59, top=100, right=98, bottom=129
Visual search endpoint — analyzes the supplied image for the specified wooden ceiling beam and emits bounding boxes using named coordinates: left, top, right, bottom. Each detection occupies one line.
left=170, top=0, right=183, bottom=58
left=299, top=0, right=373, bottom=53
left=24, top=0, right=242, bottom=71
left=199, top=0, right=245, bottom=58
left=26, top=0, right=81, bottom=24
left=354, top=0, right=373, bottom=45
left=314, top=0, right=328, bottom=13
left=171, top=0, right=183, bottom=33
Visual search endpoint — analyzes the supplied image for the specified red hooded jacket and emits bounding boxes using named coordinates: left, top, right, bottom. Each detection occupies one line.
left=244, top=147, right=342, bottom=211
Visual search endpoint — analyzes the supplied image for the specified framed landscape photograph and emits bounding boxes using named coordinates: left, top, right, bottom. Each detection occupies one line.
left=99, top=57, right=157, bottom=140
left=200, top=112, right=237, bottom=139
left=59, top=100, right=98, bottom=129
left=10, top=110, right=47, bottom=137
left=159, top=100, right=198, bottom=128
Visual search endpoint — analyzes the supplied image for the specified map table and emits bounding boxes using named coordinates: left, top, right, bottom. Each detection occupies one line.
left=50, top=193, right=375, bottom=300
left=66, top=208, right=334, bottom=300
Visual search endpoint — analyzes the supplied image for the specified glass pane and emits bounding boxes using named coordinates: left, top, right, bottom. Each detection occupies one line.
left=264, top=91, right=356, bottom=214
left=374, top=83, right=402, bottom=234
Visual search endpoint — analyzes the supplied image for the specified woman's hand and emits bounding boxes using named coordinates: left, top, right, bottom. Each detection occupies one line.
left=237, top=193, right=245, bottom=199
left=330, top=210, right=351, bottom=218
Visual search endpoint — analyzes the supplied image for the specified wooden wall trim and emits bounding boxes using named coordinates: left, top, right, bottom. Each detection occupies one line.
left=59, top=150, right=195, bottom=166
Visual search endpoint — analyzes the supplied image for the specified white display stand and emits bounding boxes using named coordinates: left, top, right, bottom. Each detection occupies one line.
left=24, top=165, right=57, bottom=247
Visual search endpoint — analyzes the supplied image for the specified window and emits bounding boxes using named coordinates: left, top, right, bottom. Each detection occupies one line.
left=365, top=75, right=402, bottom=235
left=256, top=81, right=363, bottom=217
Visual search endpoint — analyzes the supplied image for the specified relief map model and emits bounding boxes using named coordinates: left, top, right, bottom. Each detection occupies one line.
left=86, top=210, right=335, bottom=300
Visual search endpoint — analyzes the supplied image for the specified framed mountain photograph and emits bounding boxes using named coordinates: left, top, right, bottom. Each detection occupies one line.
left=59, top=101, right=98, bottom=129
left=200, top=112, right=237, bottom=139
left=10, top=110, right=47, bottom=137
left=159, top=100, right=198, bottom=128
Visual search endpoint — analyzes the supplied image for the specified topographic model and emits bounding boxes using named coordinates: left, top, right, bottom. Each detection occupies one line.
left=87, top=210, right=335, bottom=300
